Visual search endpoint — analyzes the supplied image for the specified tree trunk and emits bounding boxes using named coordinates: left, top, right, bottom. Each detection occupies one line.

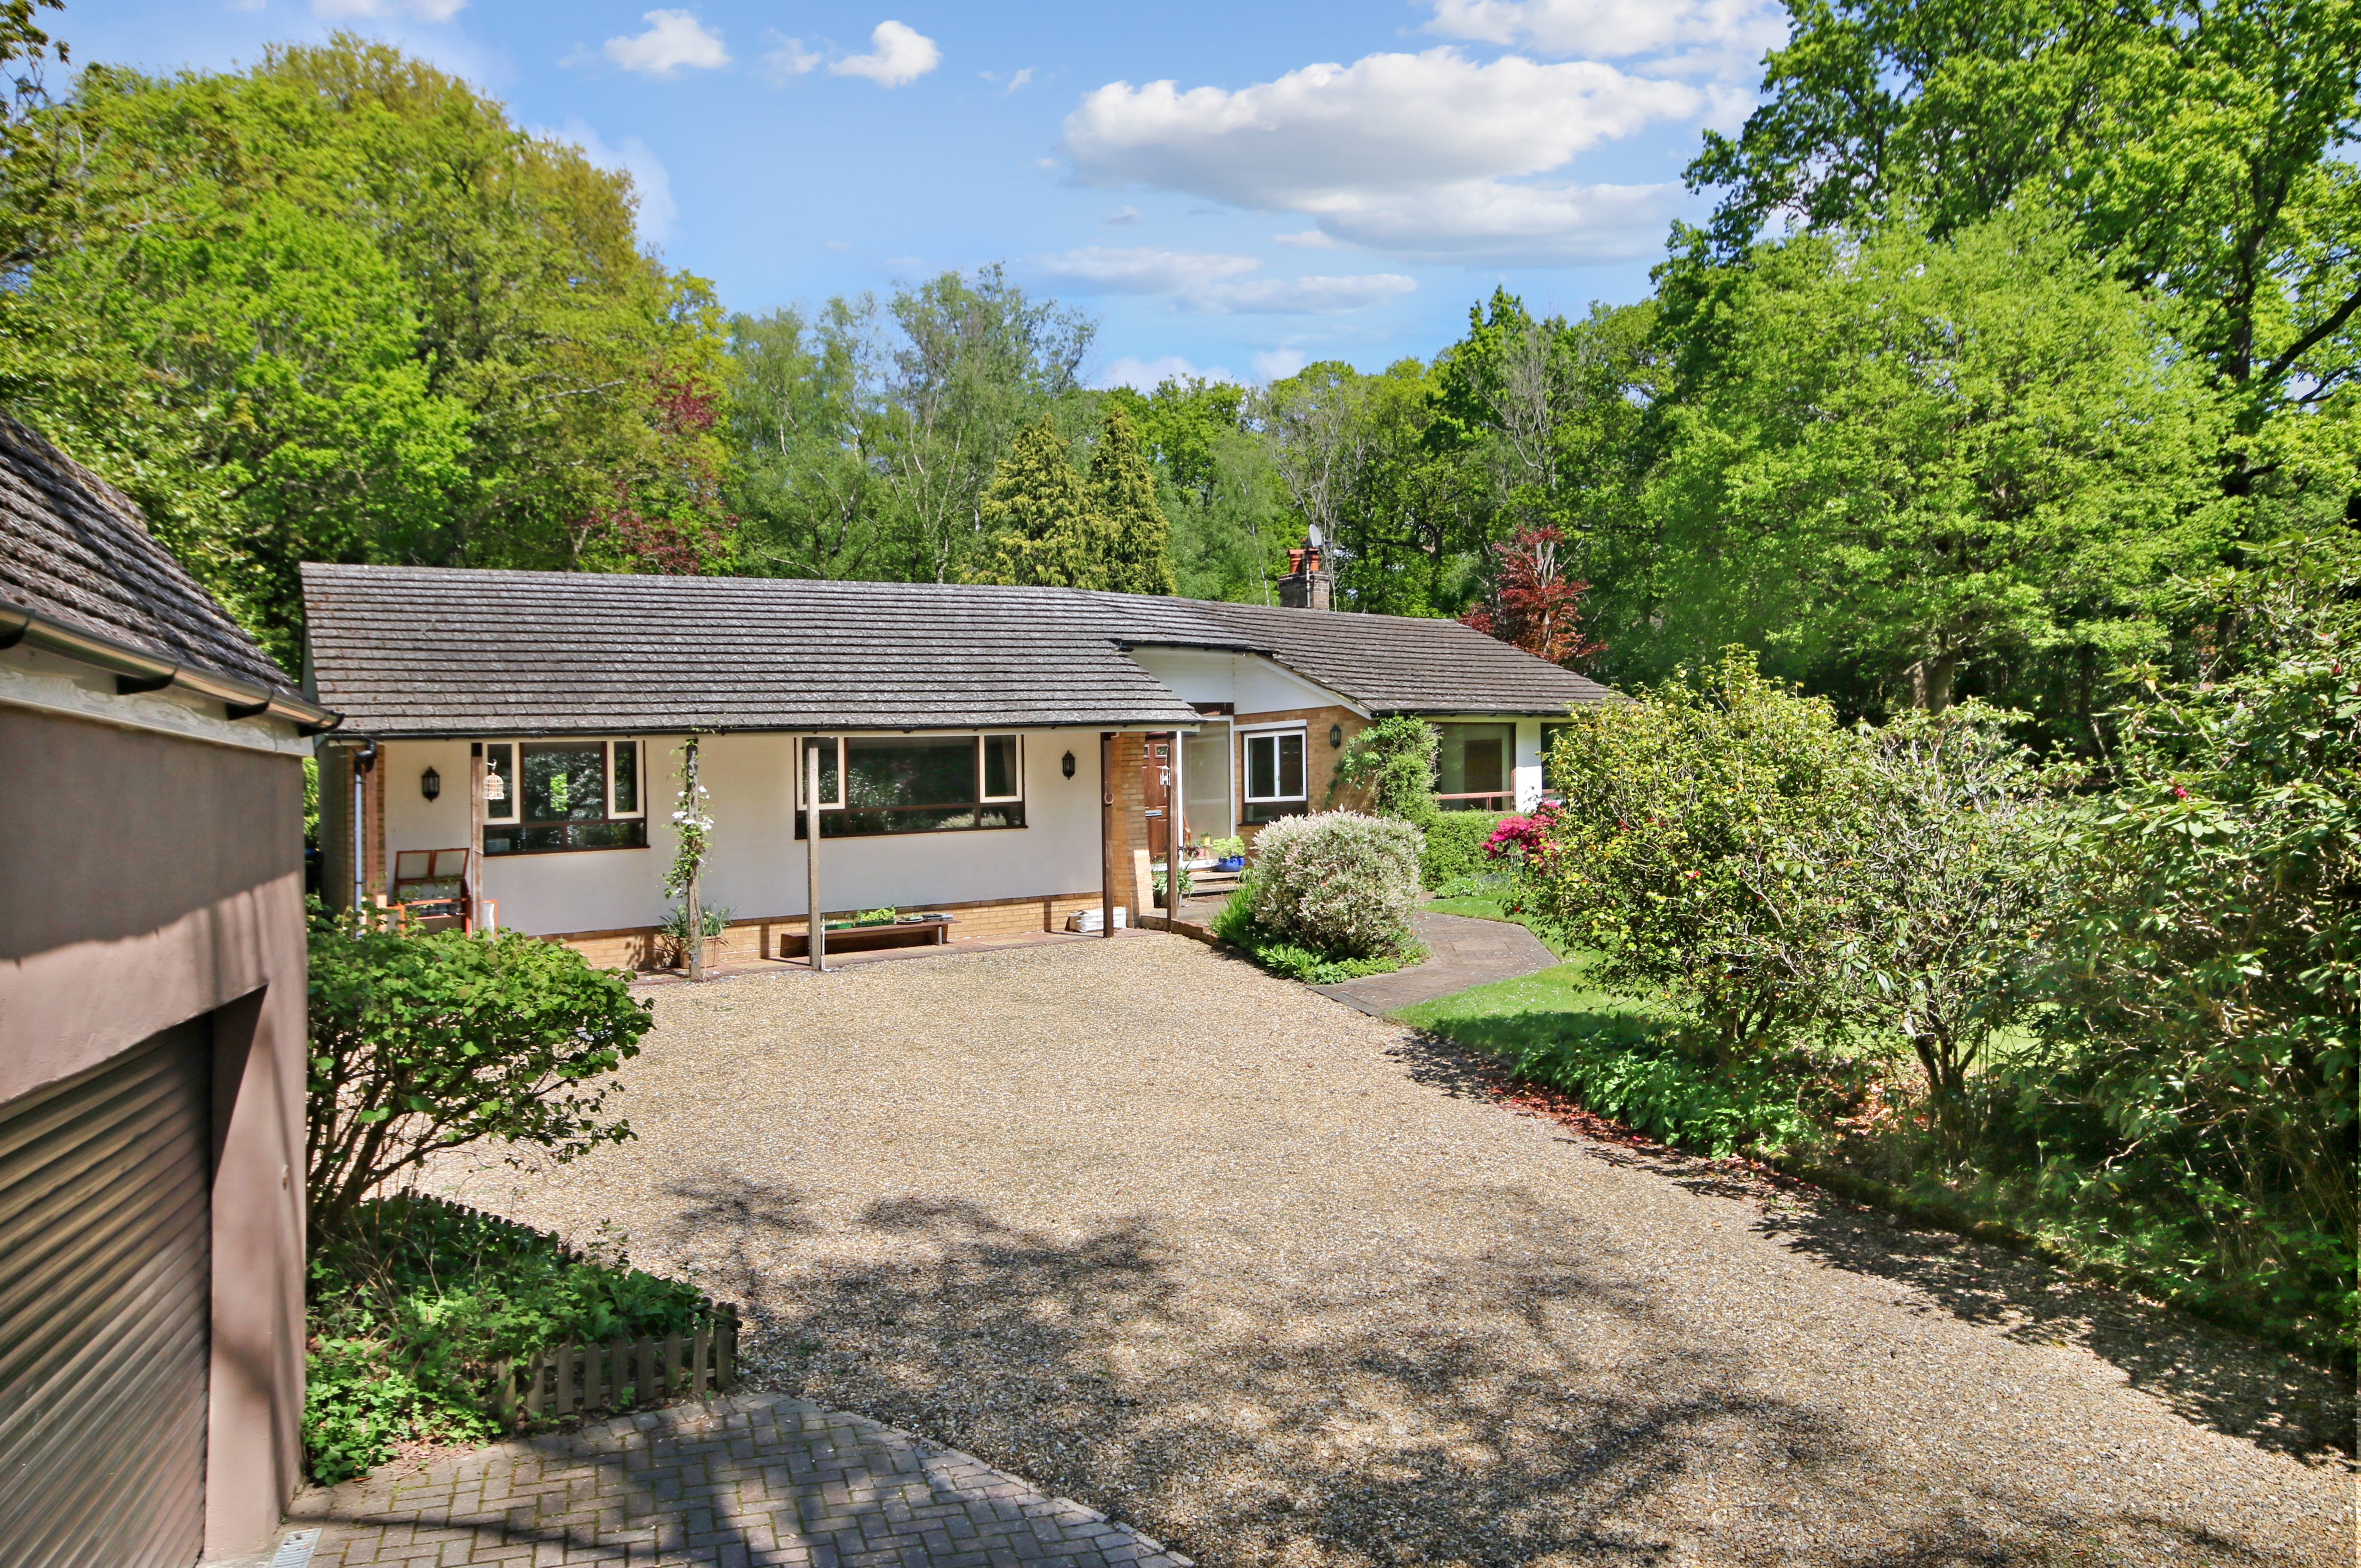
left=1907, top=650, right=1961, bottom=712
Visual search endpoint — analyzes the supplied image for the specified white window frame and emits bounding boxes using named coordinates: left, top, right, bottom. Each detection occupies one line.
left=795, top=736, right=844, bottom=811
left=1241, top=725, right=1308, bottom=806
left=978, top=733, right=1025, bottom=803
left=479, top=738, right=642, bottom=821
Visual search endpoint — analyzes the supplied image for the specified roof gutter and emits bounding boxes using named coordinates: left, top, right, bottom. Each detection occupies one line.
left=0, top=602, right=343, bottom=734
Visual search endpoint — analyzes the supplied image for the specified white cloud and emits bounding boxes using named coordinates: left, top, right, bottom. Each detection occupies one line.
left=557, top=119, right=679, bottom=243
left=313, top=0, right=467, bottom=18
left=1026, top=245, right=1415, bottom=315
left=830, top=21, right=940, bottom=87
left=1423, top=0, right=1786, bottom=79
left=761, top=33, right=821, bottom=82
left=1004, top=66, right=1035, bottom=93
left=1273, top=229, right=1336, bottom=247
left=1098, top=355, right=1238, bottom=391
left=1103, top=206, right=1142, bottom=228
left=601, top=10, right=731, bottom=77
left=1060, top=48, right=1698, bottom=263
left=1253, top=348, right=1308, bottom=380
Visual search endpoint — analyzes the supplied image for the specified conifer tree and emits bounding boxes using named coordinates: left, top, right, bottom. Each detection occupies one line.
left=1087, top=404, right=1176, bottom=596
left=966, top=417, right=1105, bottom=589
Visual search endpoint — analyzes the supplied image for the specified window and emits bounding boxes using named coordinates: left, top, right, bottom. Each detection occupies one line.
left=1436, top=722, right=1514, bottom=811
left=482, top=739, right=647, bottom=855
left=795, top=734, right=1026, bottom=838
left=1241, top=728, right=1307, bottom=825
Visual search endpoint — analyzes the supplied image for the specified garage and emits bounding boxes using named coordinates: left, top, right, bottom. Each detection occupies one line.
left=0, top=1022, right=212, bottom=1568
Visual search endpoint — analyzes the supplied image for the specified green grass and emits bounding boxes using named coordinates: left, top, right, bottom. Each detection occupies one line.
left=1396, top=949, right=1657, bottom=1043
left=1421, top=886, right=1578, bottom=959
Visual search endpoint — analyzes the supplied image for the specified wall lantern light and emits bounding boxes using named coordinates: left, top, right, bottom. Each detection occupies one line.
left=1328, top=724, right=1343, bottom=749
left=420, top=766, right=442, bottom=803
left=1061, top=750, right=1077, bottom=780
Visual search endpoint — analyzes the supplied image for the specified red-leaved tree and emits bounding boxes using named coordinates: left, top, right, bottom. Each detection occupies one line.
left=1461, top=526, right=1603, bottom=668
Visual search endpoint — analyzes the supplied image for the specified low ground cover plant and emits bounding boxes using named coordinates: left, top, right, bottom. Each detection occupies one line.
left=306, top=1194, right=711, bottom=1483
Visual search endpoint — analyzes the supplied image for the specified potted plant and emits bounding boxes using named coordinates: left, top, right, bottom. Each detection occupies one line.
left=1204, top=835, right=1247, bottom=872
left=660, top=902, right=731, bottom=970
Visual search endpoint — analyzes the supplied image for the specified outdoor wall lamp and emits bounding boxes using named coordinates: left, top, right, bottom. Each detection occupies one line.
left=1328, top=724, right=1343, bottom=748
left=420, top=766, right=441, bottom=803
left=1061, top=750, right=1077, bottom=779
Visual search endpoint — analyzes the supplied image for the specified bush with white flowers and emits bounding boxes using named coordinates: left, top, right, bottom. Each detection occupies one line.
left=1244, top=810, right=1423, bottom=958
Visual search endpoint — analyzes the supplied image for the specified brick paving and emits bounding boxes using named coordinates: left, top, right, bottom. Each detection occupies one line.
left=1311, top=909, right=1556, bottom=1015
left=290, top=1392, right=1193, bottom=1568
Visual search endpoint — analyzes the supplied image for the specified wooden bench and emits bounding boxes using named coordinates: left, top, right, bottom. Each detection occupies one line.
left=774, top=915, right=951, bottom=960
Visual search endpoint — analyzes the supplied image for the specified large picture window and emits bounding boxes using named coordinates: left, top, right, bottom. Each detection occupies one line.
left=1241, top=727, right=1307, bottom=825
left=795, top=734, right=1026, bottom=838
left=1436, top=722, right=1514, bottom=811
left=481, top=739, right=646, bottom=855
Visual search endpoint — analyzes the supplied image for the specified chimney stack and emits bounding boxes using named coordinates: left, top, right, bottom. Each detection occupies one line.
left=1277, top=527, right=1334, bottom=611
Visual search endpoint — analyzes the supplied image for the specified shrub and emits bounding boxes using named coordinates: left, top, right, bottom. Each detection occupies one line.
left=1418, top=809, right=1512, bottom=888
left=307, top=906, right=655, bottom=1237
left=1245, top=810, right=1423, bottom=958
left=305, top=1194, right=712, bottom=1482
left=1525, top=649, right=1873, bottom=1064
left=1500, top=1029, right=1830, bottom=1158
left=1329, top=715, right=1441, bottom=827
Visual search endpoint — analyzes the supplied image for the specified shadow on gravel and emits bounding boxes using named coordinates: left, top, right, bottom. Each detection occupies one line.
left=1394, top=1027, right=2355, bottom=1471
left=634, top=1171, right=2280, bottom=1568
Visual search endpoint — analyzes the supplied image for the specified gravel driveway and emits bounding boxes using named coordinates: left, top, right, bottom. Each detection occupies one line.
left=429, top=934, right=2352, bottom=1568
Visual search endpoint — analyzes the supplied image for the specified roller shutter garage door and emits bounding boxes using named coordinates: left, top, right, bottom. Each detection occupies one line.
left=0, top=1022, right=212, bottom=1568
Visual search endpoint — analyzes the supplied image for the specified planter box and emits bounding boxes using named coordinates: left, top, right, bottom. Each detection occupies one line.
left=776, top=915, right=951, bottom=958
left=497, top=1309, right=739, bottom=1428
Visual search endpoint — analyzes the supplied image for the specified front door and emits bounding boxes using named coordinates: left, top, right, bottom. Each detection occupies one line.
left=1141, top=736, right=1173, bottom=865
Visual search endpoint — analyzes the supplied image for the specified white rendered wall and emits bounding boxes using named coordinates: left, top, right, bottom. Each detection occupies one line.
left=382, top=729, right=1111, bottom=938
left=1122, top=647, right=1358, bottom=718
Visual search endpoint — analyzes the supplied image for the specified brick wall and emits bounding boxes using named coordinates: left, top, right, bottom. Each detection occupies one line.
left=545, top=886, right=1113, bottom=972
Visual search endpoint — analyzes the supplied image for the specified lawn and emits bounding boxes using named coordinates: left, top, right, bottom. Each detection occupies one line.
left=1421, top=882, right=1576, bottom=959
left=1395, top=950, right=1658, bottom=1048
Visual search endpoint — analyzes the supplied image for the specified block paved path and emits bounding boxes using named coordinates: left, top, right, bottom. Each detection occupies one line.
left=290, top=1392, right=1193, bottom=1568
left=1312, top=909, right=1556, bottom=1015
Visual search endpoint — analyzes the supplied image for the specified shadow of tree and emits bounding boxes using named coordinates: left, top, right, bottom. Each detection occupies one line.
left=644, top=1176, right=2290, bottom=1568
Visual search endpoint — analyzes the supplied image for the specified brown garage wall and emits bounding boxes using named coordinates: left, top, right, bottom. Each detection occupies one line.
left=0, top=705, right=308, bottom=1562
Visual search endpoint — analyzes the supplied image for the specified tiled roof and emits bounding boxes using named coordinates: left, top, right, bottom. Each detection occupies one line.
left=1132, top=598, right=1621, bottom=716
left=300, top=566, right=1212, bottom=736
left=300, top=565, right=1620, bottom=738
left=0, top=415, right=298, bottom=695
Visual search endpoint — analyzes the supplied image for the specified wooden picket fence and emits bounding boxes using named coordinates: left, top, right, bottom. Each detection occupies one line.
left=496, top=1310, right=740, bottom=1427
left=359, top=1191, right=743, bottom=1430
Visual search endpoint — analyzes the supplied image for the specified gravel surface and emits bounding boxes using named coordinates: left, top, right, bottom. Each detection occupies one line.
left=428, top=934, right=2354, bottom=1568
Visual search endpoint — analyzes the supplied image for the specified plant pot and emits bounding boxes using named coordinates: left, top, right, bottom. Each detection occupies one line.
left=1218, top=856, right=1245, bottom=872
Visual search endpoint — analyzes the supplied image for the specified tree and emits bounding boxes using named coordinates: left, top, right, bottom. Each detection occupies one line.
left=1528, top=650, right=1873, bottom=1064
left=881, top=265, right=1095, bottom=583
left=1110, top=375, right=1288, bottom=602
left=1086, top=402, right=1175, bottom=595
left=725, top=300, right=896, bottom=581
left=306, top=910, right=654, bottom=1238
left=1642, top=212, right=2230, bottom=726
left=1821, top=706, right=2072, bottom=1142
left=1, top=35, right=724, bottom=662
left=1461, top=526, right=1604, bottom=668
left=966, top=416, right=1105, bottom=588
left=1686, top=0, right=2361, bottom=436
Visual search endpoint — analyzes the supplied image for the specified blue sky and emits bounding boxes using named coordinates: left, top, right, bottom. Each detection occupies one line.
left=58, top=0, right=1788, bottom=386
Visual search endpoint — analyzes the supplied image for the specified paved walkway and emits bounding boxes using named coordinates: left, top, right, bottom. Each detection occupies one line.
left=1312, top=908, right=1557, bottom=1015
left=292, top=1392, right=1193, bottom=1568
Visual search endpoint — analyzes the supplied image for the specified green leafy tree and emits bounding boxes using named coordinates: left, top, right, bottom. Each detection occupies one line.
left=1109, top=376, right=1286, bottom=602
left=1529, top=650, right=1873, bottom=1064
left=305, top=909, right=655, bottom=1238
left=725, top=300, right=896, bottom=580
left=1642, top=212, right=2231, bottom=727
left=2, top=35, right=722, bottom=660
left=966, top=415, right=1106, bottom=588
left=1686, top=0, right=2361, bottom=438
left=1086, top=402, right=1175, bottom=594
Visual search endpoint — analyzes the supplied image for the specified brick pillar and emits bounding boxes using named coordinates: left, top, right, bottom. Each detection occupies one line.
left=1108, top=733, right=1154, bottom=921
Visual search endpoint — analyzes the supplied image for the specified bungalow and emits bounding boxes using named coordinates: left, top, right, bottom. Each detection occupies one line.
left=301, top=545, right=1614, bottom=967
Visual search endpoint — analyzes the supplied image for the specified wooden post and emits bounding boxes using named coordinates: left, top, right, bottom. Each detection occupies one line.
left=806, top=739, right=827, bottom=972
left=684, top=737, right=706, bottom=982
left=1100, top=731, right=1116, bottom=939
left=469, top=742, right=485, bottom=933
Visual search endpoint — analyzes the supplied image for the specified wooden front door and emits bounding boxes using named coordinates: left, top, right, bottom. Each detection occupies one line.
left=1141, top=736, right=1173, bottom=864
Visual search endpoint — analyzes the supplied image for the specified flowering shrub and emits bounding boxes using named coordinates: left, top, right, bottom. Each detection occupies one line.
left=1245, top=811, right=1422, bottom=958
left=1481, top=805, right=1558, bottom=864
